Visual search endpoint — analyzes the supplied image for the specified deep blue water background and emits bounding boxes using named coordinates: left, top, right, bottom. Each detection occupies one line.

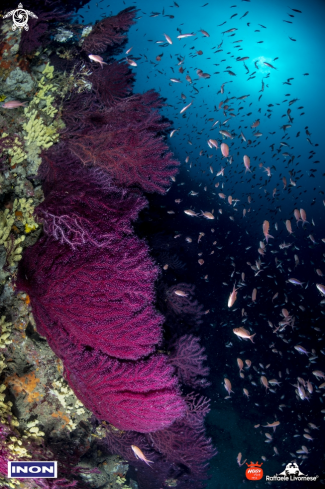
left=74, top=1, right=325, bottom=487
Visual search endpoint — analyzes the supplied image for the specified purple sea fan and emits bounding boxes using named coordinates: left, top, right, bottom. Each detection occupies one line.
left=59, top=93, right=102, bottom=135
left=81, top=7, right=137, bottom=54
left=184, top=392, right=212, bottom=431
left=16, top=230, right=188, bottom=431
left=17, top=234, right=163, bottom=360
left=0, top=422, right=11, bottom=477
left=148, top=411, right=216, bottom=480
left=89, top=60, right=135, bottom=107
left=67, top=91, right=179, bottom=194
left=54, top=333, right=186, bottom=432
left=164, top=283, right=204, bottom=324
left=36, top=155, right=148, bottom=248
left=19, top=10, right=69, bottom=56
left=169, top=335, right=210, bottom=388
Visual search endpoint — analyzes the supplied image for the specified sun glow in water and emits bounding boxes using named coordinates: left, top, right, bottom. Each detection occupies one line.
left=252, top=56, right=273, bottom=73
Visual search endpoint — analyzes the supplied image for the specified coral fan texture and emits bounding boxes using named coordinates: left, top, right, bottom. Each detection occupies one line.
left=17, top=7, right=185, bottom=433
left=10, top=4, right=215, bottom=487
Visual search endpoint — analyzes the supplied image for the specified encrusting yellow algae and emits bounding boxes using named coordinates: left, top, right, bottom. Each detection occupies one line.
left=0, top=27, right=83, bottom=489
left=18, top=63, right=65, bottom=174
left=0, top=134, right=26, bottom=167
left=0, top=201, right=18, bottom=245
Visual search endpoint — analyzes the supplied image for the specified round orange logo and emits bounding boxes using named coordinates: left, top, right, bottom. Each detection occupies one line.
left=245, top=462, right=264, bottom=481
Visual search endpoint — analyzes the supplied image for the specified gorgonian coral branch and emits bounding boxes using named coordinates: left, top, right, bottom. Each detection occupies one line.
left=17, top=234, right=163, bottom=360
left=36, top=153, right=147, bottom=248
left=89, top=61, right=135, bottom=107
left=66, top=91, right=179, bottom=193
left=169, top=335, right=210, bottom=388
left=165, top=284, right=204, bottom=321
left=81, top=7, right=138, bottom=54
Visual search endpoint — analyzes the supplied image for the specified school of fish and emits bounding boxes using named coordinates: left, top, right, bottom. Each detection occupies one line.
left=110, top=0, right=325, bottom=475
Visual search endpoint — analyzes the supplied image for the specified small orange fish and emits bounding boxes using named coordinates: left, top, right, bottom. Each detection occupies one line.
left=201, top=211, right=214, bottom=219
left=285, top=220, right=293, bottom=234
left=1, top=100, right=28, bottom=109
left=243, top=155, right=251, bottom=172
left=237, top=358, right=244, bottom=373
left=251, top=288, right=257, bottom=302
left=233, top=327, right=256, bottom=343
left=251, top=119, right=260, bottom=128
left=300, top=208, right=309, bottom=226
left=237, top=452, right=247, bottom=466
left=131, top=445, right=154, bottom=467
left=262, top=421, right=280, bottom=429
left=208, top=139, right=218, bottom=149
left=263, top=220, right=274, bottom=243
left=294, top=209, right=301, bottom=225
left=260, top=376, right=270, bottom=391
left=224, top=378, right=234, bottom=395
left=220, top=143, right=229, bottom=157
left=88, top=54, right=107, bottom=68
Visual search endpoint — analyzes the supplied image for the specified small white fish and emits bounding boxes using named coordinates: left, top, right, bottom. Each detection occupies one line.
left=201, top=211, right=214, bottom=220
left=316, top=284, right=325, bottom=295
left=184, top=209, right=199, bottom=217
left=126, top=57, right=137, bottom=67
left=177, top=33, right=195, bottom=39
left=288, top=278, right=303, bottom=286
left=294, top=345, right=309, bottom=356
left=88, top=54, right=107, bottom=68
left=180, top=101, right=193, bottom=114
left=164, top=33, right=173, bottom=44
left=174, top=290, right=188, bottom=297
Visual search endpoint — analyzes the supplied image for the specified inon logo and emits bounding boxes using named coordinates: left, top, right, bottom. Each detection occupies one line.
left=8, top=462, right=57, bottom=478
left=245, top=461, right=264, bottom=481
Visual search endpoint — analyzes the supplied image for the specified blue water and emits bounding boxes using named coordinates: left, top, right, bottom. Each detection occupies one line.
left=75, top=1, right=325, bottom=487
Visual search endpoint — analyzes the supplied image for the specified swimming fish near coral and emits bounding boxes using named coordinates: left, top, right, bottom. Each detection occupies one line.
left=1, top=101, right=27, bottom=109
left=88, top=54, right=107, bottom=68
left=131, top=445, right=154, bottom=466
